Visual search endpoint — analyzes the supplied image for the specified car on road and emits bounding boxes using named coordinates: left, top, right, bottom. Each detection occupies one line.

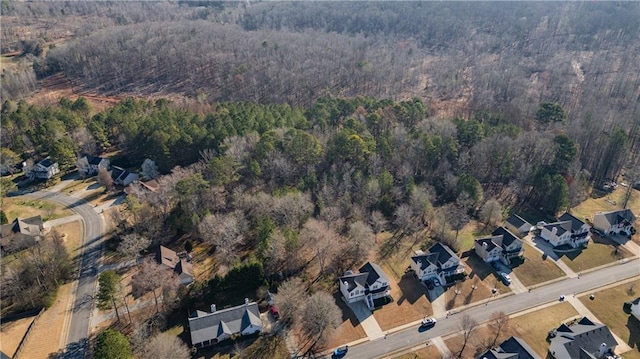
left=333, top=345, right=348, bottom=357
left=500, top=272, right=512, bottom=285
left=559, top=294, right=565, bottom=301
left=421, top=317, right=437, bottom=327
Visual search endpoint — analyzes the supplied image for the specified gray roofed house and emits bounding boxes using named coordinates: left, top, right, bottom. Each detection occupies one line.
left=548, top=317, right=618, bottom=359
left=506, top=214, right=533, bottom=235
left=477, top=336, right=540, bottom=359
left=410, top=242, right=465, bottom=284
left=0, top=216, right=44, bottom=254
left=76, top=155, right=110, bottom=176
left=156, top=245, right=194, bottom=285
left=540, top=212, right=590, bottom=249
left=189, top=299, right=263, bottom=348
left=475, top=226, right=524, bottom=265
left=593, top=209, right=636, bottom=237
left=339, top=261, right=391, bottom=309
left=110, top=165, right=139, bottom=187
left=27, top=156, right=60, bottom=180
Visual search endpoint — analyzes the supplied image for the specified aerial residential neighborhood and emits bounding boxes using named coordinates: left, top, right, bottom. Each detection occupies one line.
left=2, top=3, right=640, bottom=359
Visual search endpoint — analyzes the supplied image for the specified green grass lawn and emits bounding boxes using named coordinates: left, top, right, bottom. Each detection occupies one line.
left=2, top=198, right=72, bottom=222
left=512, top=242, right=565, bottom=286
left=560, top=235, right=634, bottom=272
left=580, top=279, right=640, bottom=357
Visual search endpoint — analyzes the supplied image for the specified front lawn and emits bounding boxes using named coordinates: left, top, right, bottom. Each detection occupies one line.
left=372, top=262, right=433, bottom=331
left=579, top=279, right=640, bottom=357
left=2, top=197, right=72, bottom=222
left=512, top=242, right=565, bottom=286
left=444, top=302, right=578, bottom=358
left=393, top=344, right=442, bottom=359
left=444, top=252, right=511, bottom=310
left=325, top=292, right=367, bottom=348
left=560, top=235, right=634, bottom=272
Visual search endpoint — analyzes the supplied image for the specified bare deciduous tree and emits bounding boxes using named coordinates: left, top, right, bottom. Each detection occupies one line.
left=198, top=210, right=247, bottom=265
left=96, top=167, right=113, bottom=190
left=487, top=311, right=510, bottom=348
left=347, top=220, right=375, bottom=264
left=300, top=291, right=342, bottom=351
left=274, top=277, right=307, bottom=325
left=479, top=199, right=503, bottom=228
left=456, top=314, right=478, bottom=359
left=369, top=210, right=388, bottom=235
left=142, top=332, right=191, bottom=359
left=132, top=259, right=174, bottom=313
left=117, top=233, right=151, bottom=260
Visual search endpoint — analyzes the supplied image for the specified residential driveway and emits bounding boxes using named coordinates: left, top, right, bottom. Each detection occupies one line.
left=491, top=261, right=528, bottom=294
left=347, top=301, right=384, bottom=340
left=428, top=285, right=446, bottom=317
left=524, top=235, right=578, bottom=278
left=610, top=234, right=640, bottom=257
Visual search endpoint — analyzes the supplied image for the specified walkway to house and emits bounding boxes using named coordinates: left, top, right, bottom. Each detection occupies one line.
left=431, top=336, right=453, bottom=358
left=44, top=214, right=83, bottom=228
left=429, top=286, right=447, bottom=317
left=566, top=295, right=632, bottom=355
left=523, top=234, right=578, bottom=278
left=347, top=301, right=384, bottom=340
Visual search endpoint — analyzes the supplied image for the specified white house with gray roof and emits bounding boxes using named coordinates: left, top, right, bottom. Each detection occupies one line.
left=506, top=214, right=534, bottom=235
left=475, top=226, right=524, bottom=265
left=548, top=317, right=618, bottom=359
left=338, top=262, right=391, bottom=309
left=540, top=212, right=590, bottom=249
left=188, top=299, right=263, bottom=348
left=593, top=209, right=636, bottom=237
left=410, top=242, right=465, bottom=285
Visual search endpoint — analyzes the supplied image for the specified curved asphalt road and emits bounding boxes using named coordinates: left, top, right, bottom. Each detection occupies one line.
left=327, top=259, right=640, bottom=359
left=23, top=191, right=103, bottom=357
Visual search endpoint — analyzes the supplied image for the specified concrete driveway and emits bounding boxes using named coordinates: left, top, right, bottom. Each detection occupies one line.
left=525, top=234, right=578, bottom=278
left=347, top=301, right=384, bottom=340
left=491, top=261, right=528, bottom=294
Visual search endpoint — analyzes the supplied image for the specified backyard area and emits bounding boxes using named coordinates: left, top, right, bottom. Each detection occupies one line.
left=579, top=279, right=640, bottom=359
left=2, top=197, right=71, bottom=222
left=444, top=302, right=578, bottom=358
left=511, top=242, right=565, bottom=287
left=559, top=234, right=634, bottom=272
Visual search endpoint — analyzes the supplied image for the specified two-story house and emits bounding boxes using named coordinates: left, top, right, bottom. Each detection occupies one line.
left=540, top=213, right=590, bottom=249
left=474, top=226, right=524, bottom=265
left=593, top=209, right=636, bottom=237
left=410, top=242, right=465, bottom=285
left=156, top=245, right=194, bottom=285
left=338, top=262, right=391, bottom=310
left=76, top=155, right=110, bottom=177
left=27, top=157, right=60, bottom=180
left=110, top=165, right=139, bottom=186
left=505, top=214, right=534, bottom=235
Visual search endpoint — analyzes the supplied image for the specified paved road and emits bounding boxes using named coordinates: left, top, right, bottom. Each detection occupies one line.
left=326, top=259, right=640, bottom=359
left=22, top=191, right=103, bottom=357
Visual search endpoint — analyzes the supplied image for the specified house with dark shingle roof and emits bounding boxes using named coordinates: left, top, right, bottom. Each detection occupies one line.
left=540, top=212, right=590, bottom=249
left=506, top=214, right=534, bottom=235
left=188, top=298, right=263, bottom=348
left=28, top=156, right=60, bottom=180
left=76, top=155, right=110, bottom=177
left=156, top=245, right=194, bottom=285
left=410, top=242, right=465, bottom=285
left=0, top=215, right=44, bottom=254
left=110, top=165, right=139, bottom=186
left=630, top=297, right=640, bottom=321
left=476, top=336, right=540, bottom=359
left=593, top=209, right=636, bottom=237
left=475, top=226, right=524, bottom=265
left=338, top=261, right=391, bottom=309
left=548, top=317, right=618, bottom=359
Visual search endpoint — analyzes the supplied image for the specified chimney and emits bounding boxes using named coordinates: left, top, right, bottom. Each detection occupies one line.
left=598, top=343, right=607, bottom=357
left=482, top=242, right=488, bottom=248
left=245, top=298, right=250, bottom=306
left=210, top=304, right=216, bottom=313
left=552, top=227, right=557, bottom=235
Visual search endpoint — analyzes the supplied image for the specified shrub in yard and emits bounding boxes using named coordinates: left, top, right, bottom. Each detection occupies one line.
left=94, top=329, right=132, bottom=359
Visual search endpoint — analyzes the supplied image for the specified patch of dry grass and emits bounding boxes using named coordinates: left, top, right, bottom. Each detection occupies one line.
left=2, top=198, right=72, bottom=222
left=325, top=292, right=368, bottom=348
left=19, top=283, right=75, bottom=358
left=444, top=252, right=511, bottom=310
left=512, top=242, right=565, bottom=286
left=444, top=302, right=578, bottom=358
left=560, top=235, right=634, bottom=272
left=393, top=344, right=443, bottom=359
left=579, top=279, right=640, bottom=356
left=51, top=220, right=82, bottom=259
left=0, top=316, right=36, bottom=358
left=571, top=187, right=640, bottom=224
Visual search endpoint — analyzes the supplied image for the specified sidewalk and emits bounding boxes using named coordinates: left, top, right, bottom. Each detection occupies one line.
left=566, top=296, right=632, bottom=355
left=44, top=214, right=83, bottom=228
